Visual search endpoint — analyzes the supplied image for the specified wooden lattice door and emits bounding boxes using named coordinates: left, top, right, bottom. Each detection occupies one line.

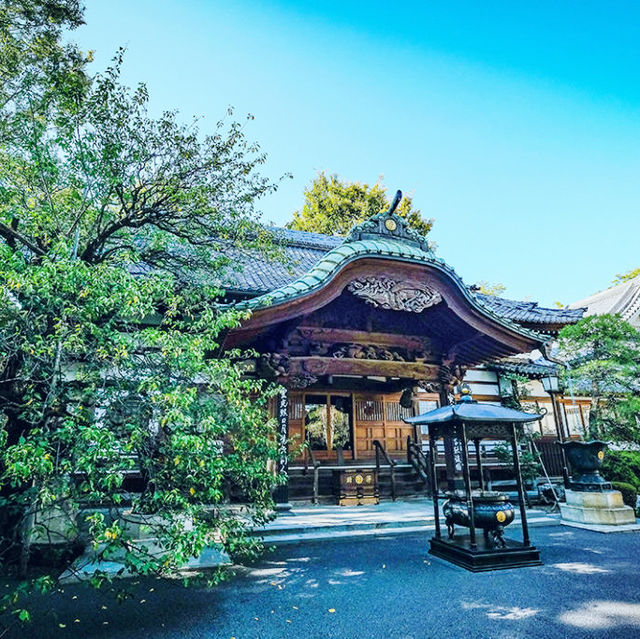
left=353, top=393, right=414, bottom=459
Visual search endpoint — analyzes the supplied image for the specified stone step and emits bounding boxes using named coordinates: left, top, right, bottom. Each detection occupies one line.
left=260, top=524, right=435, bottom=545
left=255, top=514, right=560, bottom=546
left=257, top=516, right=435, bottom=538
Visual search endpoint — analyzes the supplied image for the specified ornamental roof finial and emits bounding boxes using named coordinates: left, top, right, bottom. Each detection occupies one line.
left=386, top=189, right=403, bottom=216
left=344, top=188, right=432, bottom=254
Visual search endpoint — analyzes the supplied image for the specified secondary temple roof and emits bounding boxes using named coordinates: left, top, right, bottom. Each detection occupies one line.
left=569, top=275, right=640, bottom=327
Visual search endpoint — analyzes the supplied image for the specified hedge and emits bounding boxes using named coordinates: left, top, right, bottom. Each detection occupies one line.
left=602, top=450, right=640, bottom=490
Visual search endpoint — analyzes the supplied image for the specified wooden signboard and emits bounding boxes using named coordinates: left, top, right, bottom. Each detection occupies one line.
left=334, top=469, right=379, bottom=506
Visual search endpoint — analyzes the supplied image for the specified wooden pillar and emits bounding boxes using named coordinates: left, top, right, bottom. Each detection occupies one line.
left=273, top=388, right=290, bottom=506
left=429, top=427, right=441, bottom=540
left=511, top=422, right=531, bottom=547
left=460, top=423, right=477, bottom=550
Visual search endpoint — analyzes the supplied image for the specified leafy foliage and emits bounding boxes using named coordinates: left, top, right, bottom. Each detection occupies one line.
left=286, top=171, right=434, bottom=238
left=558, top=314, right=640, bottom=442
left=493, top=440, right=542, bottom=485
left=0, top=1, right=283, bottom=631
left=497, top=373, right=543, bottom=483
left=0, top=0, right=88, bottom=144
left=602, top=450, right=640, bottom=490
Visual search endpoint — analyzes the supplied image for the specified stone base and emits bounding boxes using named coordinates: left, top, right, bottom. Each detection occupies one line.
left=560, top=489, right=636, bottom=526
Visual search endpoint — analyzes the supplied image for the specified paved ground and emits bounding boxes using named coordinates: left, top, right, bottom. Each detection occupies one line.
left=271, top=499, right=438, bottom=528
left=5, top=526, right=640, bottom=639
left=257, top=498, right=560, bottom=544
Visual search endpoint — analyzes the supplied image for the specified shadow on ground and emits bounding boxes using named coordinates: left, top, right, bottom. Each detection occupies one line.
left=4, top=526, right=640, bottom=639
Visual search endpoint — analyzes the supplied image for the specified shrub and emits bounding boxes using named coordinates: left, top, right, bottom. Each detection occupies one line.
left=611, top=481, right=638, bottom=510
left=602, top=451, right=640, bottom=490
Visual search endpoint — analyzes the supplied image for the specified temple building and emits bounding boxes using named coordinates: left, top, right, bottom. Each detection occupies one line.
left=220, top=200, right=585, bottom=503
left=569, top=273, right=640, bottom=328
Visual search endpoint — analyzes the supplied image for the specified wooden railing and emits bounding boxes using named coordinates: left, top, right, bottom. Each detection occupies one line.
left=406, top=436, right=431, bottom=493
left=373, top=439, right=396, bottom=501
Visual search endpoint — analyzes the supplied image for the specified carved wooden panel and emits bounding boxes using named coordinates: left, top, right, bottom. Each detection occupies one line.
left=289, top=356, right=440, bottom=379
left=347, top=276, right=443, bottom=313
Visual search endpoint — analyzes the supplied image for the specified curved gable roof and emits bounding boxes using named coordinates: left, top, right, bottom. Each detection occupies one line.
left=234, top=234, right=543, bottom=344
left=223, top=213, right=582, bottom=333
left=222, top=209, right=579, bottom=366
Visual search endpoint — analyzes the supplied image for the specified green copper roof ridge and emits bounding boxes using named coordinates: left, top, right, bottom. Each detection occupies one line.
left=229, top=239, right=542, bottom=342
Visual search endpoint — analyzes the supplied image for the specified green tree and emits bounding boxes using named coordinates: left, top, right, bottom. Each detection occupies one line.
left=286, top=171, right=434, bottom=237
left=497, top=373, right=543, bottom=493
left=557, top=314, right=640, bottom=442
left=0, top=1, right=88, bottom=143
left=0, top=2, right=282, bottom=631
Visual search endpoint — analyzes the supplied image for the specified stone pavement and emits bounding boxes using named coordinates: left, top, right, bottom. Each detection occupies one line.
left=256, top=498, right=562, bottom=544
left=10, top=525, right=640, bottom=639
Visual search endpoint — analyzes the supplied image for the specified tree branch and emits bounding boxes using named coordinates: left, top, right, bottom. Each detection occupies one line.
left=0, top=220, right=45, bottom=256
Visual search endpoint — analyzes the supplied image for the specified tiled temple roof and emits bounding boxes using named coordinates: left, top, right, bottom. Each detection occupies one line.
left=222, top=229, right=343, bottom=294
left=569, top=275, right=640, bottom=324
left=222, top=226, right=583, bottom=331
left=486, top=356, right=558, bottom=378
left=476, top=294, right=584, bottom=327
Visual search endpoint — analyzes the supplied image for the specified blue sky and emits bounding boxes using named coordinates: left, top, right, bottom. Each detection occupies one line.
left=74, top=1, right=640, bottom=306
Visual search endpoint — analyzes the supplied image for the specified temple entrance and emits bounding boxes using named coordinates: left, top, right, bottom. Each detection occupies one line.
left=288, top=389, right=440, bottom=462
left=303, top=393, right=353, bottom=460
